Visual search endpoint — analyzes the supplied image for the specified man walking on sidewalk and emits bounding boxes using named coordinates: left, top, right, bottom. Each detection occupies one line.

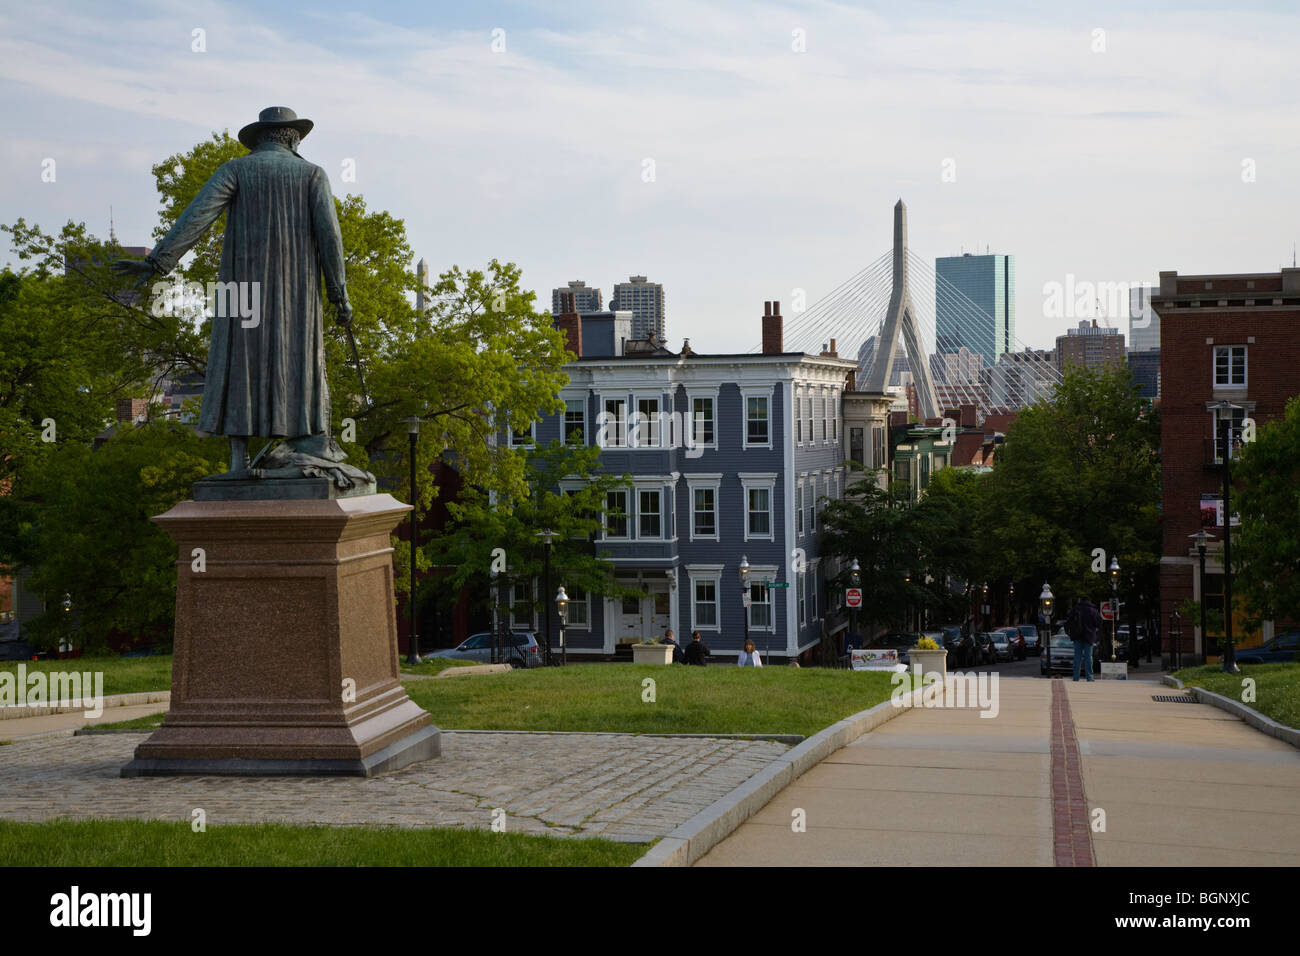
left=1065, top=596, right=1102, bottom=681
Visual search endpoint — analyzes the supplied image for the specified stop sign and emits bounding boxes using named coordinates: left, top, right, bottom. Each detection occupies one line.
left=846, top=588, right=862, bottom=608
left=1100, top=600, right=1116, bottom=621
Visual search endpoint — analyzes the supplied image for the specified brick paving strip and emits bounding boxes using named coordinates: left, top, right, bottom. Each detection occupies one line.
left=1050, top=679, right=1095, bottom=867
left=0, top=731, right=789, bottom=844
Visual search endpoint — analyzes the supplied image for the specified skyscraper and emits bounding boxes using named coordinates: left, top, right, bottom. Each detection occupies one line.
left=551, top=280, right=603, bottom=316
left=611, top=275, right=665, bottom=341
left=935, top=253, right=1016, bottom=368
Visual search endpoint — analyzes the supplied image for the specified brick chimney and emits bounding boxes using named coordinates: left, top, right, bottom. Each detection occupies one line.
left=959, top=403, right=977, bottom=429
left=762, top=300, right=783, bottom=355
left=555, top=291, right=582, bottom=357
left=116, top=398, right=147, bottom=423
left=819, top=337, right=838, bottom=358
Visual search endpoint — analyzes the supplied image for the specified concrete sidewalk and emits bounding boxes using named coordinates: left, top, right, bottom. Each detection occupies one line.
left=695, top=677, right=1300, bottom=866
left=0, top=702, right=169, bottom=741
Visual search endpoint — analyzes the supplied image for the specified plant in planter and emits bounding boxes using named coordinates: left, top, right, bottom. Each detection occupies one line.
left=909, top=636, right=947, bottom=682
left=631, top=639, right=673, bottom=665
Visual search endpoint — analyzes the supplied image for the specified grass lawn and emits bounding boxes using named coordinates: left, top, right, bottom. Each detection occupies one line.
left=0, top=819, right=646, bottom=867
left=399, top=657, right=480, bottom=676
left=1174, top=662, right=1300, bottom=730
left=0, top=656, right=173, bottom=696
left=403, top=664, right=908, bottom=737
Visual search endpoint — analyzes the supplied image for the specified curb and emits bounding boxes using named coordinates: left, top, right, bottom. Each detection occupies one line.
left=0, top=691, right=170, bottom=721
left=631, top=686, right=924, bottom=867
left=1161, top=675, right=1186, bottom=690
left=447, top=730, right=805, bottom=744
left=1188, top=686, right=1300, bottom=750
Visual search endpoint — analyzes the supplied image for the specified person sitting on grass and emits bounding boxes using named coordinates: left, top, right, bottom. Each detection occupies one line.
left=737, top=638, right=763, bottom=668
left=683, top=629, right=710, bottom=666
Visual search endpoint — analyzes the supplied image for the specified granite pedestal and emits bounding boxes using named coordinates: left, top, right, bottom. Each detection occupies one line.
left=122, top=493, right=440, bottom=777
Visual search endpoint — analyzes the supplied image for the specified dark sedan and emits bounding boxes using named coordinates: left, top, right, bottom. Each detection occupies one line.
left=1233, top=631, right=1300, bottom=665
left=1040, top=634, right=1075, bottom=675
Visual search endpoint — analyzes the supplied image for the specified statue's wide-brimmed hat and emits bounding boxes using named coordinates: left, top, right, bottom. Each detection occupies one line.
left=238, top=106, right=314, bottom=150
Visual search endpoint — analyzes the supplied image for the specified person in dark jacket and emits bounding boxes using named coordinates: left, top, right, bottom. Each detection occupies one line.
left=663, top=629, right=686, bottom=664
left=1066, top=596, right=1103, bottom=682
left=682, top=630, right=710, bottom=666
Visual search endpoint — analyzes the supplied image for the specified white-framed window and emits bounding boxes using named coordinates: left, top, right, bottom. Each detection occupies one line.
left=633, top=395, right=661, bottom=448
left=808, top=474, right=816, bottom=532
left=687, top=391, right=717, bottom=449
left=600, top=397, right=628, bottom=448
left=688, top=570, right=722, bottom=632
left=747, top=582, right=773, bottom=631
left=744, top=391, right=771, bottom=448
left=798, top=569, right=807, bottom=626
left=604, top=489, right=629, bottom=539
left=1214, top=345, right=1246, bottom=388
left=813, top=389, right=822, bottom=442
left=830, top=391, right=838, bottom=441
left=804, top=396, right=813, bottom=444
left=872, top=426, right=886, bottom=469
left=811, top=560, right=820, bottom=620
left=563, top=397, right=586, bottom=446
left=1210, top=404, right=1247, bottom=463
left=741, top=474, right=776, bottom=541
left=563, top=584, right=590, bottom=628
left=687, top=476, right=721, bottom=541
left=794, top=389, right=803, bottom=444
left=509, top=421, right=535, bottom=448
left=510, top=580, right=535, bottom=629
left=795, top=480, right=804, bottom=535
left=638, top=488, right=662, bottom=539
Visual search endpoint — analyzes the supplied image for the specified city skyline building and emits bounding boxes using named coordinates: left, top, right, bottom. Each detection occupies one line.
left=611, top=275, right=665, bottom=341
left=935, top=252, right=1016, bottom=369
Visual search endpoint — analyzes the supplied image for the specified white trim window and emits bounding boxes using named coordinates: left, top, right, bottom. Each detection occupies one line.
left=741, top=475, right=776, bottom=541
left=564, top=584, right=590, bottom=629
left=510, top=580, right=535, bottom=630
left=830, top=391, right=838, bottom=442
left=747, top=581, right=774, bottom=631
left=1211, top=404, right=1247, bottom=463
left=798, top=569, right=807, bottom=626
left=795, top=480, right=804, bottom=535
left=813, top=389, right=823, bottom=443
left=604, top=489, right=630, bottom=539
left=811, top=560, right=820, bottom=621
left=688, top=478, right=720, bottom=541
left=690, top=574, right=721, bottom=632
left=509, top=421, right=535, bottom=448
left=633, top=395, right=661, bottom=448
left=804, top=396, right=813, bottom=446
left=563, top=397, right=586, bottom=446
left=600, top=397, right=628, bottom=448
left=638, top=488, right=663, bottom=539
left=688, top=393, right=716, bottom=449
left=807, top=474, right=816, bottom=532
left=1214, top=345, right=1246, bottom=388
left=744, top=392, right=771, bottom=448
left=794, top=388, right=803, bottom=444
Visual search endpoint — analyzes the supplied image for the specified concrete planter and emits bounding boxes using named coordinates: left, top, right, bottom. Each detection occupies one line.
left=632, top=643, right=674, bottom=665
left=909, top=648, right=947, bottom=682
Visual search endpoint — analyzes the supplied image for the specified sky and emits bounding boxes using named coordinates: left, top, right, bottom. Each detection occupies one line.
left=4, top=0, right=1300, bottom=354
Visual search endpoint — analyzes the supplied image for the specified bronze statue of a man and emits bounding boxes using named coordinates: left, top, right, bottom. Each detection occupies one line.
left=114, top=107, right=357, bottom=482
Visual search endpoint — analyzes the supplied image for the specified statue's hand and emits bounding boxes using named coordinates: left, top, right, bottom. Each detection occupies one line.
left=335, top=301, right=354, bottom=328
left=110, top=258, right=155, bottom=280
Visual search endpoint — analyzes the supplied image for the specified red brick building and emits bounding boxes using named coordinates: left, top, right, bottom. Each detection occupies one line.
left=1154, top=269, right=1300, bottom=661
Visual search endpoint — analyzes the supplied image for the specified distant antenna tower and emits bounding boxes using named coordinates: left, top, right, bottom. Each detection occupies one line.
left=109, top=206, right=117, bottom=244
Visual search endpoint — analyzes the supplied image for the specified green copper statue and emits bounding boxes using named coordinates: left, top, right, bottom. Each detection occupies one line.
left=113, top=107, right=372, bottom=492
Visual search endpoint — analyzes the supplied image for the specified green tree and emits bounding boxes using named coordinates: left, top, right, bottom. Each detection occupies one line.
left=1232, top=395, right=1300, bottom=622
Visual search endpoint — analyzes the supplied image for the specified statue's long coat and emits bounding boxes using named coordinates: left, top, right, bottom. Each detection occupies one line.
left=148, top=140, right=346, bottom=438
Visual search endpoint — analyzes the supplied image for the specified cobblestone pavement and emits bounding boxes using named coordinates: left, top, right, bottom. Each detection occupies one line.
left=0, top=731, right=788, bottom=842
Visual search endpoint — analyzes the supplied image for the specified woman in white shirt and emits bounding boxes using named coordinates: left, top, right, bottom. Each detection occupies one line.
left=737, top=638, right=763, bottom=668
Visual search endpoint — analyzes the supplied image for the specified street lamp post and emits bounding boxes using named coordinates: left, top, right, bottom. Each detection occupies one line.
left=849, top=558, right=861, bottom=656
left=981, top=582, right=990, bottom=633
left=1108, top=556, right=1120, bottom=663
left=740, top=555, right=750, bottom=650
left=537, top=530, right=558, bottom=666
left=555, top=586, right=568, bottom=667
left=1189, top=529, right=1212, bottom=666
left=1009, top=582, right=1016, bottom=625
left=1169, top=609, right=1183, bottom=671
left=403, top=415, right=420, bottom=666
left=1039, top=583, right=1054, bottom=677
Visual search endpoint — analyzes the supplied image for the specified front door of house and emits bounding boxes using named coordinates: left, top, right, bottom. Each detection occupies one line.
left=618, top=581, right=672, bottom=643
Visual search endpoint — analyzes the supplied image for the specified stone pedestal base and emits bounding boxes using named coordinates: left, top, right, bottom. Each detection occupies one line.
left=122, top=494, right=439, bottom=778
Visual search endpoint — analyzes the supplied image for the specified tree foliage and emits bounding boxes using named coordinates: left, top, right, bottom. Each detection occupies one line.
left=1232, top=395, right=1300, bottom=622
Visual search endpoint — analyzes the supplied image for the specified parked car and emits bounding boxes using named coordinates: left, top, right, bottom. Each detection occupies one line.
left=998, top=627, right=1027, bottom=661
left=939, top=626, right=977, bottom=667
left=1040, top=634, right=1075, bottom=675
left=1017, top=624, right=1041, bottom=654
left=1113, top=625, right=1150, bottom=661
left=0, top=640, right=36, bottom=661
left=990, top=630, right=1015, bottom=662
left=424, top=631, right=544, bottom=668
left=1232, top=630, right=1300, bottom=665
left=974, top=631, right=997, bottom=665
